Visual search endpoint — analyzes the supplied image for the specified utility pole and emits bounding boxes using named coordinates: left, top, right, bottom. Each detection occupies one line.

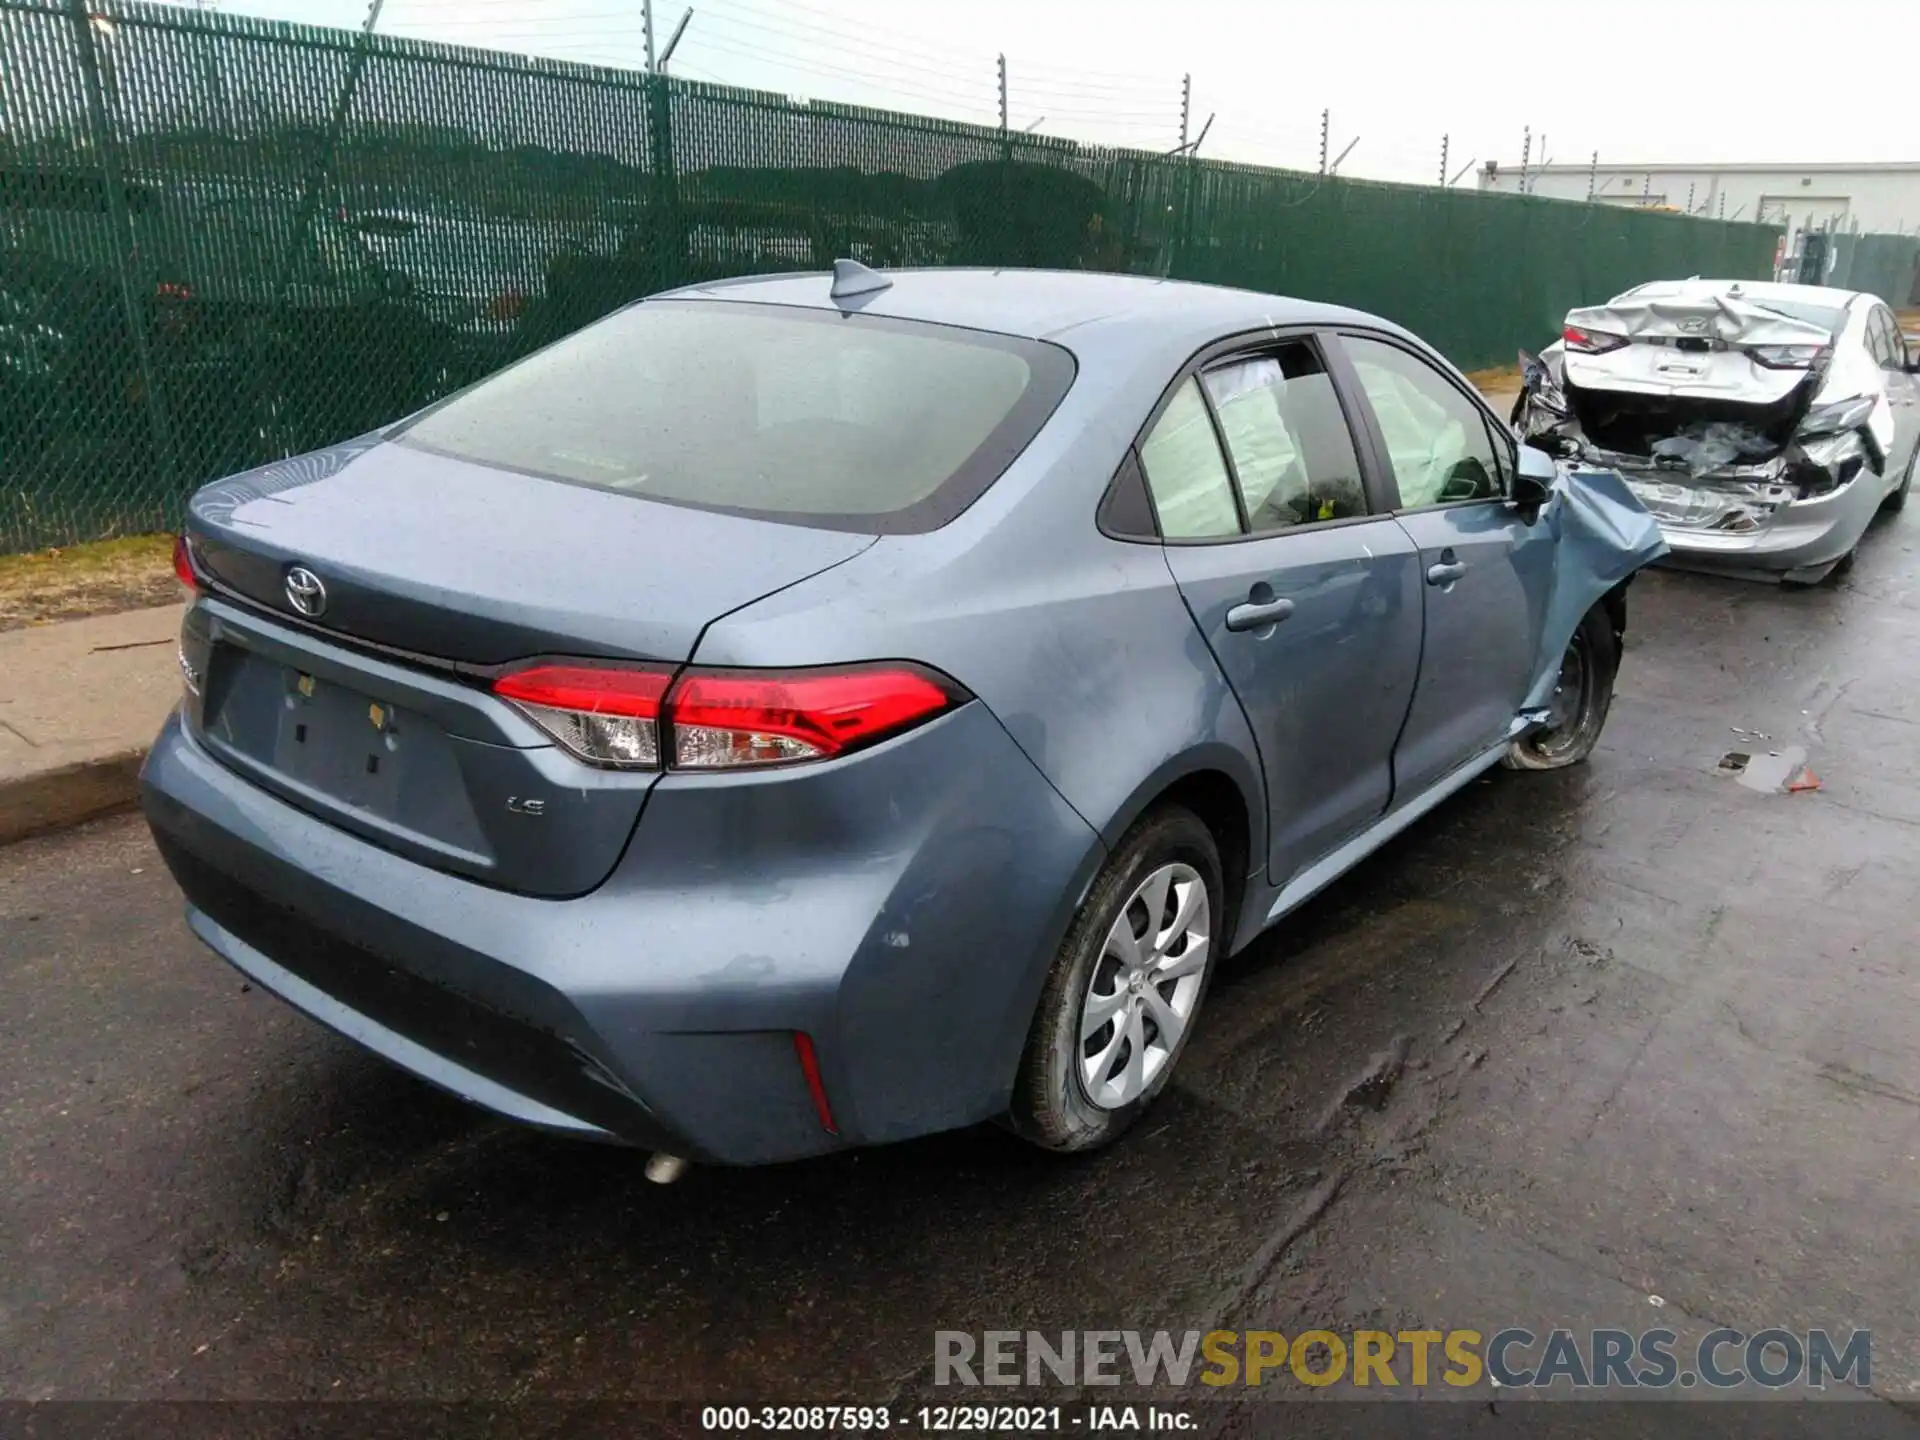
left=1519, top=125, right=1531, bottom=194
left=1179, top=73, right=1191, bottom=153
left=1587, top=150, right=1598, bottom=200
left=643, top=0, right=656, bottom=71
left=1642, top=172, right=1652, bottom=203
left=1718, top=191, right=1726, bottom=219
left=1686, top=181, right=1696, bottom=214
left=1438, top=134, right=1448, bottom=187
left=997, top=53, right=1008, bottom=135
left=1318, top=109, right=1330, bottom=174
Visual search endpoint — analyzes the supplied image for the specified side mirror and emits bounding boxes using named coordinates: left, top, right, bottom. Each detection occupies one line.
left=1511, top=444, right=1556, bottom=518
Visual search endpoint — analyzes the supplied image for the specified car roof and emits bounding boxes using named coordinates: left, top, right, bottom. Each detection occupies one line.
left=1619, top=277, right=1864, bottom=309
left=656, top=267, right=1403, bottom=357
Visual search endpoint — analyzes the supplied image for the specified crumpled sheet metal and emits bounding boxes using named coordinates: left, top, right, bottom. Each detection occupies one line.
left=1521, top=464, right=1669, bottom=713
left=1647, top=420, right=1780, bottom=478
left=1566, top=292, right=1831, bottom=347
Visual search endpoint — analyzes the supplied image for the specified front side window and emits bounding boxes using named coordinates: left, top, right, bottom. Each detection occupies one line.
left=1343, top=336, right=1505, bottom=508
left=400, top=299, right=1073, bottom=533
left=1202, top=343, right=1367, bottom=531
left=1139, top=377, right=1241, bottom=539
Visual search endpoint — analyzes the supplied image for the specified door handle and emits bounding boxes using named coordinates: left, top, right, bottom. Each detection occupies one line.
left=1225, top=597, right=1295, bottom=632
left=1426, top=560, right=1467, bottom=587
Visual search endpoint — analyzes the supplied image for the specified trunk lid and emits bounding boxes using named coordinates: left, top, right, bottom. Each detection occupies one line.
left=188, top=436, right=874, bottom=665
left=1562, top=291, right=1834, bottom=407
left=182, top=438, right=873, bottom=897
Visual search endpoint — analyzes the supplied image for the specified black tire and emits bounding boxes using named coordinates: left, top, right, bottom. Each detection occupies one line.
left=1882, top=448, right=1914, bottom=514
left=1503, top=603, right=1620, bottom=771
left=1008, top=805, right=1223, bottom=1153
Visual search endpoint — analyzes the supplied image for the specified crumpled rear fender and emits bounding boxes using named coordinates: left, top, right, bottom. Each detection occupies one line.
left=1522, top=466, right=1668, bottom=712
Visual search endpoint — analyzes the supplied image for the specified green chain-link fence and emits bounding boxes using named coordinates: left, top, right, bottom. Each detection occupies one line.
left=1827, top=232, right=1920, bottom=309
left=0, top=0, right=1780, bottom=554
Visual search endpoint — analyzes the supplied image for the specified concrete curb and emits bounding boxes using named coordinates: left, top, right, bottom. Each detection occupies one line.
left=0, top=748, right=147, bottom=846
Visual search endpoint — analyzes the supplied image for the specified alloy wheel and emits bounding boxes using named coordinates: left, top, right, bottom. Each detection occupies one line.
left=1078, top=862, right=1210, bottom=1110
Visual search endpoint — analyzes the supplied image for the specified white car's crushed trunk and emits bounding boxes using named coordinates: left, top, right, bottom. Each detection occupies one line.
left=1514, top=290, right=1878, bottom=538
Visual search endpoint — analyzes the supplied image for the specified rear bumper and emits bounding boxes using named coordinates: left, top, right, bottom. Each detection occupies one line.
left=1619, top=464, right=1888, bottom=578
left=141, top=704, right=1102, bottom=1165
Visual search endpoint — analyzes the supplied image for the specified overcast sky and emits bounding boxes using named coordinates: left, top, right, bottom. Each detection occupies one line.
left=168, top=0, right=1915, bottom=186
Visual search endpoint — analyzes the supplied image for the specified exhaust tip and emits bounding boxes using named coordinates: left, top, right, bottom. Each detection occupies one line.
left=644, top=1151, right=690, bottom=1185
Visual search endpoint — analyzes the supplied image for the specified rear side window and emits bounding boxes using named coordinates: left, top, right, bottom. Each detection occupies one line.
left=1202, top=343, right=1367, bottom=530
left=1139, top=378, right=1241, bottom=538
left=399, top=299, right=1074, bottom=533
left=1869, top=308, right=1902, bottom=369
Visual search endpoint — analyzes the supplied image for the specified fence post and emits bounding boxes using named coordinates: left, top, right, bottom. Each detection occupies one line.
left=645, top=72, right=683, bottom=288
left=65, top=0, right=177, bottom=502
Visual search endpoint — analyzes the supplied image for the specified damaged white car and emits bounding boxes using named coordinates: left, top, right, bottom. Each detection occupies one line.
left=1514, top=280, right=1920, bottom=583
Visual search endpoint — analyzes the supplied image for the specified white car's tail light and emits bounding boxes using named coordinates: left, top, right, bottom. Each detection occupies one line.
left=491, top=661, right=963, bottom=771
left=1562, top=325, right=1629, bottom=355
left=1750, top=343, right=1831, bottom=370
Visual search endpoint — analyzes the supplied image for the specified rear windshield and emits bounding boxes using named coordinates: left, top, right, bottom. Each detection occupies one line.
left=398, top=298, right=1074, bottom=533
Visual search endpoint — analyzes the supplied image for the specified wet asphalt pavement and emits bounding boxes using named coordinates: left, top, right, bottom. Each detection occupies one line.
left=5, top=511, right=1920, bottom=1428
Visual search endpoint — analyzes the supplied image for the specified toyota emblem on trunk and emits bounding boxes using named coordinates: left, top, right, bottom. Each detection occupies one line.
left=284, top=566, right=328, bottom=618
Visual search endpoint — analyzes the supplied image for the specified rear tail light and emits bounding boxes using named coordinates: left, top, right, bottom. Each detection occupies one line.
left=668, top=665, right=956, bottom=769
left=1750, top=343, right=1830, bottom=370
left=491, top=661, right=963, bottom=771
left=493, top=663, right=671, bottom=767
left=171, top=533, right=199, bottom=593
left=1562, top=325, right=1629, bottom=354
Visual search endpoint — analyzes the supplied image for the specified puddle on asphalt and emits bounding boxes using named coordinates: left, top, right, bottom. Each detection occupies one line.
left=1717, top=744, right=1818, bottom=794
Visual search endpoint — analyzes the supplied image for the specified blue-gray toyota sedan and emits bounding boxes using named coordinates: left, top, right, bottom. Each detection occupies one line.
left=142, top=265, right=1665, bottom=1173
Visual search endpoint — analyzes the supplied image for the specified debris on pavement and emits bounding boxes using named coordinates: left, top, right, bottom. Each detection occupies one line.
left=1719, top=744, right=1820, bottom=795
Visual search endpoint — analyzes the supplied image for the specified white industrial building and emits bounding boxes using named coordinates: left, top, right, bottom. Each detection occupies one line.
left=1477, top=160, right=1920, bottom=240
